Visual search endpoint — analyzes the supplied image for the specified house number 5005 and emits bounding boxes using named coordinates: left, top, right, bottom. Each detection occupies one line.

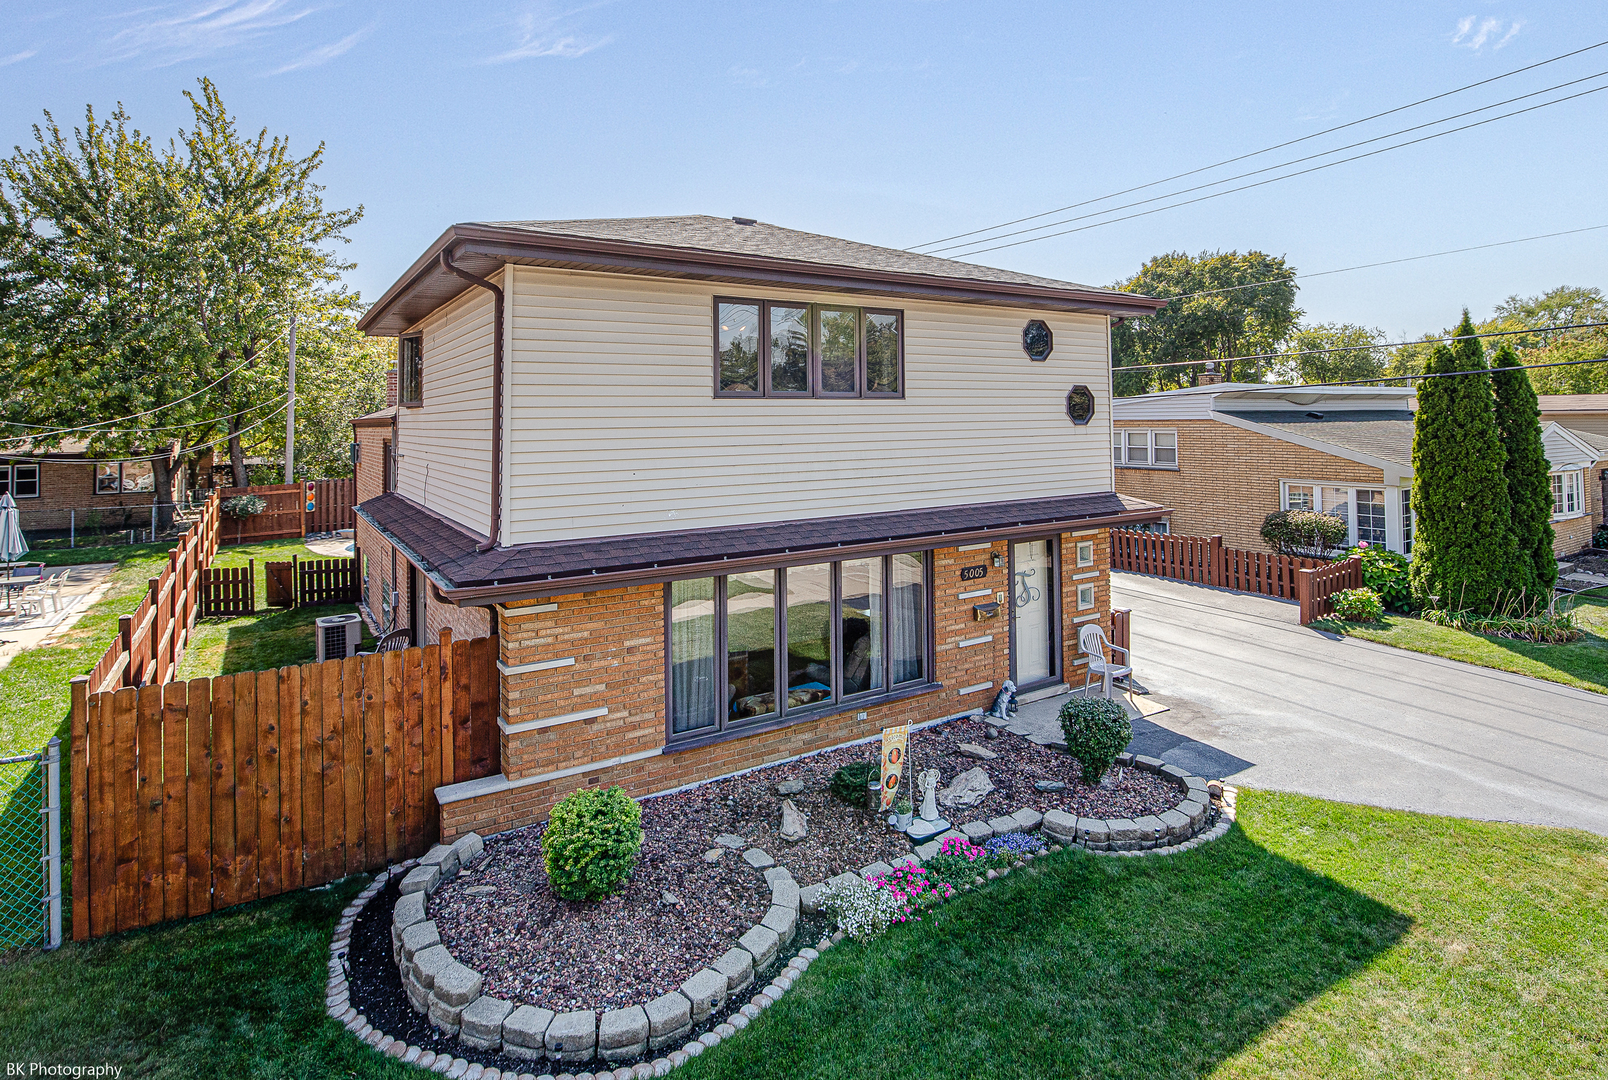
left=959, top=565, right=988, bottom=581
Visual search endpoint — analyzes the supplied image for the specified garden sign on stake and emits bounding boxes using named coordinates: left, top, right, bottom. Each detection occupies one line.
left=880, top=723, right=909, bottom=812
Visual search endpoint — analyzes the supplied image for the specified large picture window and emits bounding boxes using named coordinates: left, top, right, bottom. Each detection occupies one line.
left=715, top=297, right=903, bottom=398
left=667, top=552, right=930, bottom=742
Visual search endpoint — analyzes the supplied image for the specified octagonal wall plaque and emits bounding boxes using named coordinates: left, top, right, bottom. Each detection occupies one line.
left=1065, top=385, right=1094, bottom=425
left=1022, top=320, right=1053, bottom=361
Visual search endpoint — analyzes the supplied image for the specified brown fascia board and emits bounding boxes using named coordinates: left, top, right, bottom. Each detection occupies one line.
left=356, top=224, right=1168, bottom=336
left=426, top=504, right=1168, bottom=607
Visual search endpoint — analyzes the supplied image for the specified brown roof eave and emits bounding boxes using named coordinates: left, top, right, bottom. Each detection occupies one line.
left=357, top=224, right=1166, bottom=336
left=431, top=504, right=1167, bottom=607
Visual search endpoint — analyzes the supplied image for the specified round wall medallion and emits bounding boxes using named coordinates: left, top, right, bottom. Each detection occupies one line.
left=1065, top=385, right=1095, bottom=425
left=1022, top=320, right=1053, bottom=361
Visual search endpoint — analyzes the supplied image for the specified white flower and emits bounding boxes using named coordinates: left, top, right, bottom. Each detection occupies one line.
left=817, top=876, right=900, bottom=942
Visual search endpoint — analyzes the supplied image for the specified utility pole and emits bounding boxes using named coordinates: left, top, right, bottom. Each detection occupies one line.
left=284, top=313, right=297, bottom=484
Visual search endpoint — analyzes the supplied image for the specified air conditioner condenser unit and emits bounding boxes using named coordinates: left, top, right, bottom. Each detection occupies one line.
left=316, top=612, right=363, bottom=663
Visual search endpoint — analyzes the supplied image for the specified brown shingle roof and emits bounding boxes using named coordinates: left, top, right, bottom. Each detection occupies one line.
left=359, top=489, right=1166, bottom=601
left=357, top=216, right=1166, bottom=335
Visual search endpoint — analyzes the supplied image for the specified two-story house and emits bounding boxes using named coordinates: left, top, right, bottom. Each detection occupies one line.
left=351, top=215, right=1167, bottom=840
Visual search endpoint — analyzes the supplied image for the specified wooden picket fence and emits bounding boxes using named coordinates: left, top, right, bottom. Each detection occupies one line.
left=307, top=478, right=355, bottom=534
left=300, top=555, right=361, bottom=606
left=87, top=494, right=222, bottom=694
left=201, top=562, right=256, bottom=617
left=1110, top=529, right=1361, bottom=625
left=69, top=630, right=498, bottom=941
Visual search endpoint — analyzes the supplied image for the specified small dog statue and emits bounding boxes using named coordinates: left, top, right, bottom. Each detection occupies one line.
left=986, top=679, right=1018, bottom=720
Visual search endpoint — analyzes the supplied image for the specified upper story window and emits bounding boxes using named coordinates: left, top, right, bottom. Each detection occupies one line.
left=1113, top=429, right=1177, bottom=468
left=715, top=298, right=903, bottom=399
left=398, top=336, right=423, bottom=405
left=0, top=463, right=39, bottom=499
left=1552, top=470, right=1583, bottom=519
left=382, top=439, right=395, bottom=493
left=667, top=551, right=930, bottom=743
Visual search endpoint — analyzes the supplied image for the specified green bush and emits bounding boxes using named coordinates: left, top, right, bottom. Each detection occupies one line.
left=541, top=786, right=643, bottom=901
left=1348, top=545, right=1412, bottom=610
left=1058, top=696, right=1132, bottom=785
left=221, top=494, right=266, bottom=518
left=1330, top=587, right=1385, bottom=622
left=1261, top=509, right=1348, bottom=558
left=1593, top=524, right=1608, bottom=550
left=829, top=760, right=878, bottom=805
left=1422, top=606, right=1580, bottom=644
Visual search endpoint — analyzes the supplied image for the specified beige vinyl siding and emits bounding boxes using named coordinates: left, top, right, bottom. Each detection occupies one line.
left=503, top=266, right=1114, bottom=544
left=1542, top=413, right=1608, bottom=439
left=394, top=282, right=495, bottom=535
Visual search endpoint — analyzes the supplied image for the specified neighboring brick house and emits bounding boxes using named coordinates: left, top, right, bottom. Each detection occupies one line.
left=349, top=215, right=1167, bottom=839
left=0, top=438, right=182, bottom=535
left=1114, top=383, right=1604, bottom=558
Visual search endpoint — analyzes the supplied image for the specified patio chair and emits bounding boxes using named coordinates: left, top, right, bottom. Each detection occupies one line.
left=1079, top=622, right=1135, bottom=707
left=38, top=567, right=68, bottom=614
left=359, top=628, right=412, bottom=656
left=14, top=579, right=48, bottom=619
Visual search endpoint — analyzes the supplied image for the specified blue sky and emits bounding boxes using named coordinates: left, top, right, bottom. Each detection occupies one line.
left=3, top=1, right=1606, bottom=337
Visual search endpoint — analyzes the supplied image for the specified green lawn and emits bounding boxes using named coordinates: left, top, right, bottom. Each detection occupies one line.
left=3, top=791, right=1603, bottom=1078
left=1317, top=591, right=1608, bottom=696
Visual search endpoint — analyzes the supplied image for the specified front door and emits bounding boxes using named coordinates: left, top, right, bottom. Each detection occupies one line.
left=1011, top=538, right=1057, bottom=688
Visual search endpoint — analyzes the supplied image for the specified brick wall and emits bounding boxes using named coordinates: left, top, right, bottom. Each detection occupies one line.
left=1115, top=419, right=1385, bottom=551
left=3, top=458, right=179, bottom=533
left=439, top=531, right=1119, bottom=841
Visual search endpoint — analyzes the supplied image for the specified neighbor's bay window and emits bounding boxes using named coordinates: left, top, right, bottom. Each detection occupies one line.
left=668, top=552, right=930, bottom=740
left=716, top=297, right=903, bottom=398
left=1553, top=470, right=1583, bottom=519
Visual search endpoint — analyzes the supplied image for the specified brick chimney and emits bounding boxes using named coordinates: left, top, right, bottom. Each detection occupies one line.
left=1197, top=362, right=1224, bottom=386
left=385, top=367, right=398, bottom=408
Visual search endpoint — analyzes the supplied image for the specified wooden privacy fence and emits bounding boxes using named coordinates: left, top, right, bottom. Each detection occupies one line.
left=1110, top=529, right=1362, bottom=625
left=88, top=494, right=221, bottom=694
left=206, top=554, right=361, bottom=616
left=69, top=630, right=498, bottom=940
left=217, top=479, right=355, bottom=545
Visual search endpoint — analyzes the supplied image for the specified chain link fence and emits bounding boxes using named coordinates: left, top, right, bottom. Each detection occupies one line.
left=0, top=738, right=62, bottom=950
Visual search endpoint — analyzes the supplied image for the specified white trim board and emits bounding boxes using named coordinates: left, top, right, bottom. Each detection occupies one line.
left=435, top=746, right=662, bottom=806
left=498, top=656, right=576, bottom=676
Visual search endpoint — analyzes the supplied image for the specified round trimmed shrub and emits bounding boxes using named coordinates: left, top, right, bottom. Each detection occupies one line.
left=829, top=760, right=879, bottom=805
left=541, top=785, right=642, bottom=901
left=1331, top=587, right=1385, bottom=622
left=1261, top=509, right=1347, bottom=558
left=1058, top=696, right=1132, bottom=785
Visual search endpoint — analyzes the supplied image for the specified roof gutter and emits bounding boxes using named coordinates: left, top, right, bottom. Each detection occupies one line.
left=439, top=249, right=504, bottom=552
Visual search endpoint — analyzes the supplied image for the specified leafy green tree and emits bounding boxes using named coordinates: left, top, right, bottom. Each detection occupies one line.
left=1274, top=323, right=1389, bottom=385
left=1409, top=313, right=1522, bottom=612
left=1111, top=250, right=1300, bottom=393
left=1490, top=344, right=1556, bottom=594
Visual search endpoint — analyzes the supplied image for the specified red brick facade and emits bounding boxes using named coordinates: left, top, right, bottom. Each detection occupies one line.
left=437, top=528, right=1115, bottom=841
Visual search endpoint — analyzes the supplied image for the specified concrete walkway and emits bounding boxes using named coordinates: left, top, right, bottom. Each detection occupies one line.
left=1010, top=572, right=1608, bottom=836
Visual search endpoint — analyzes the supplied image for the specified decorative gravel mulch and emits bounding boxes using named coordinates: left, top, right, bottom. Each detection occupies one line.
left=919, top=715, right=1186, bottom=824
left=429, top=712, right=1184, bottom=1017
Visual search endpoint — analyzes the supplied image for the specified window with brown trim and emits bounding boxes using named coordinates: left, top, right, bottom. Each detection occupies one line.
left=666, top=551, right=930, bottom=743
left=715, top=297, right=903, bottom=398
left=0, top=463, right=39, bottom=499
left=398, top=335, right=423, bottom=405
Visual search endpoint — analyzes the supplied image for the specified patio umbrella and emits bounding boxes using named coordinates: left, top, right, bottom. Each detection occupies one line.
left=0, top=492, right=27, bottom=569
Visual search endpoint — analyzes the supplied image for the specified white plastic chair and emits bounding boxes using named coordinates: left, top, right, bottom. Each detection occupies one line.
left=39, top=567, right=68, bottom=614
left=1079, top=622, right=1135, bottom=706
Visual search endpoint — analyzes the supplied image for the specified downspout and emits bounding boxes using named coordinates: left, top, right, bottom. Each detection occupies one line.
left=440, top=250, right=504, bottom=552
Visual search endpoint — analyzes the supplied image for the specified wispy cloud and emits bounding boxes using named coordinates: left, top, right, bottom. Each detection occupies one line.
left=0, top=49, right=38, bottom=66
left=1451, top=15, right=1524, bottom=51
left=266, top=22, right=371, bottom=75
left=101, top=0, right=314, bottom=66
left=485, top=4, right=612, bottom=64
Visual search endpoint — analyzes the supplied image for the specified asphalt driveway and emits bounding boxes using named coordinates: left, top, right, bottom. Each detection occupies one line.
left=1016, top=572, right=1608, bottom=835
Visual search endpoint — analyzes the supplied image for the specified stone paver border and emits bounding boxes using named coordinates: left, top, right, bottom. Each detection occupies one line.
left=332, top=772, right=1237, bottom=1076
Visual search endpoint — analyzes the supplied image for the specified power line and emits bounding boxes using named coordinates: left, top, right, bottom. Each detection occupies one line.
left=947, top=83, right=1608, bottom=259
left=1, top=321, right=294, bottom=438
left=1145, top=224, right=1608, bottom=303
left=59, top=398, right=294, bottom=465
left=1226, top=353, right=1608, bottom=390
left=2, top=394, right=291, bottom=443
left=910, top=36, right=1608, bottom=252
left=1115, top=320, right=1608, bottom=371
left=929, top=69, right=1608, bottom=257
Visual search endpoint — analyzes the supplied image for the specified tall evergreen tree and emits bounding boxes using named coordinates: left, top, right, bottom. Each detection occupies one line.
left=1409, top=312, right=1522, bottom=612
left=1491, top=344, right=1556, bottom=597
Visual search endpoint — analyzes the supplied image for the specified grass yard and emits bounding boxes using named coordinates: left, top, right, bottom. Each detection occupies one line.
left=1316, top=590, right=1608, bottom=697
left=2, top=791, right=1603, bottom=1079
